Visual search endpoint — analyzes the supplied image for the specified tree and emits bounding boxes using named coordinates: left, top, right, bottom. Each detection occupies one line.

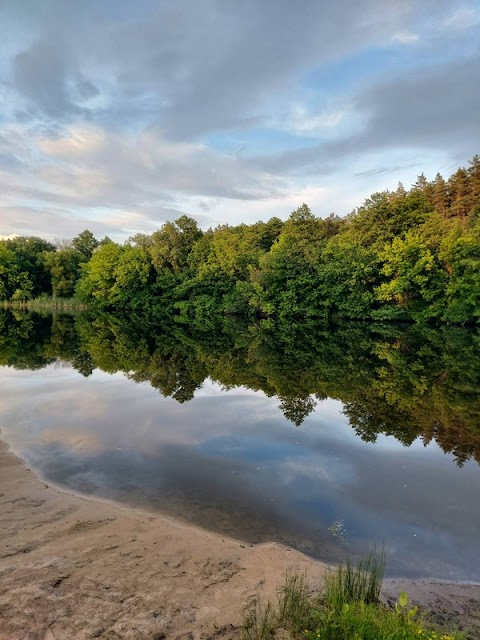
left=376, top=231, right=447, bottom=321
left=150, top=216, right=203, bottom=274
left=110, top=245, right=153, bottom=309
left=43, top=249, right=84, bottom=298
left=75, top=242, right=124, bottom=307
left=441, top=221, right=480, bottom=323
left=11, top=271, right=34, bottom=301
left=318, top=233, right=380, bottom=319
left=432, top=173, right=449, bottom=216
left=5, top=236, right=55, bottom=296
left=448, top=168, right=471, bottom=222
left=351, top=190, right=432, bottom=247
left=72, top=229, right=99, bottom=259
left=255, top=205, right=325, bottom=317
left=412, top=172, right=433, bottom=202
left=0, top=243, right=18, bottom=300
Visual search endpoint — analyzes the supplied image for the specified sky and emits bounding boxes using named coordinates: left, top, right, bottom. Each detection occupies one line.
left=0, top=1, right=479, bottom=242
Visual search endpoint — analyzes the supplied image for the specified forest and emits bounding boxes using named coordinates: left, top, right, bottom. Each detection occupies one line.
left=1, top=156, right=479, bottom=324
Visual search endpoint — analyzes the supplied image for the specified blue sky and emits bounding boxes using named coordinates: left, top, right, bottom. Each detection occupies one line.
left=0, top=0, right=479, bottom=241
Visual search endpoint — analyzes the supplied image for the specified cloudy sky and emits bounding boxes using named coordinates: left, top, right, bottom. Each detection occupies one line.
left=1, top=1, right=479, bottom=241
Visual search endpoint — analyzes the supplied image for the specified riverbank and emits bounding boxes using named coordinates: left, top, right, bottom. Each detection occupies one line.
left=1, top=441, right=479, bottom=640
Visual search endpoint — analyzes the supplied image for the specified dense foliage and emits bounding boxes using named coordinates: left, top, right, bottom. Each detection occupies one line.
left=1, top=310, right=479, bottom=466
left=1, top=158, right=479, bottom=323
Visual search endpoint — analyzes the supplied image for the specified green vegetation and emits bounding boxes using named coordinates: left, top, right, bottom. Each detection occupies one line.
left=2, top=295, right=86, bottom=311
left=323, top=548, right=385, bottom=610
left=1, top=310, right=479, bottom=466
left=1, top=158, right=479, bottom=323
left=243, top=556, right=463, bottom=640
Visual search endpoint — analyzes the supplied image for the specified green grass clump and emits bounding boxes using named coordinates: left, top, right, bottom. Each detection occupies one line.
left=323, top=547, right=385, bottom=610
left=277, top=572, right=312, bottom=636
left=242, top=551, right=464, bottom=640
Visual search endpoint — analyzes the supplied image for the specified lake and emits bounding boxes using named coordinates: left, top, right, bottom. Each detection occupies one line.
left=0, top=310, right=479, bottom=580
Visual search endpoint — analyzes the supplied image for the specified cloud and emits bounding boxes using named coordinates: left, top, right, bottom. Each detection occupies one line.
left=355, top=53, right=480, bottom=151
left=257, top=50, right=480, bottom=175
left=391, top=31, right=419, bottom=44
left=2, top=1, right=418, bottom=135
left=273, top=102, right=349, bottom=137
left=12, top=38, right=86, bottom=119
left=442, top=5, right=480, bottom=30
left=0, top=1, right=478, bottom=238
left=0, top=123, right=290, bottom=238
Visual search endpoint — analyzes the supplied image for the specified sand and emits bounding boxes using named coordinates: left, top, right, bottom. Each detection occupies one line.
left=1, top=441, right=479, bottom=640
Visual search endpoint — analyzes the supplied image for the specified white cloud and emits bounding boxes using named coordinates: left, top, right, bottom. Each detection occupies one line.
left=442, top=5, right=480, bottom=30
left=39, top=125, right=106, bottom=156
left=278, top=103, right=347, bottom=136
left=391, top=31, right=419, bottom=44
left=0, top=1, right=478, bottom=239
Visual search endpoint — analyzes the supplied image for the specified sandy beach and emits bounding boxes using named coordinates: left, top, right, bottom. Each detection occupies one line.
left=1, top=440, right=479, bottom=640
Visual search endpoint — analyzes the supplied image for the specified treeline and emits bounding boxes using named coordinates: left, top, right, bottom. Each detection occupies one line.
left=0, top=230, right=109, bottom=301
left=1, top=157, right=479, bottom=323
left=1, top=310, right=479, bottom=466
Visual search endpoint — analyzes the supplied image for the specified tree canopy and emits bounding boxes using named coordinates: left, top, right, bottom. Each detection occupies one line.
left=1, top=157, right=479, bottom=324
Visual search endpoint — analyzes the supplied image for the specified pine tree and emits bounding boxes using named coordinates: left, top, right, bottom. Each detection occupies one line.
left=449, top=167, right=471, bottom=221
left=395, top=182, right=406, bottom=198
left=413, top=173, right=434, bottom=204
left=432, top=173, right=449, bottom=216
left=468, top=155, right=480, bottom=208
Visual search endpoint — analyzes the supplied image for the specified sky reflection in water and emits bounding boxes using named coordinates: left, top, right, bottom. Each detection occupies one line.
left=1, top=364, right=479, bottom=581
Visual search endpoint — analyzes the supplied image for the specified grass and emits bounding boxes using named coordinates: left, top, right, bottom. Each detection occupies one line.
left=304, top=600, right=461, bottom=640
left=277, top=572, right=311, bottom=636
left=243, top=602, right=276, bottom=640
left=323, top=546, right=385, bottom=610
left=2, top=296, right=87, bottom=311
left=242, top=550, right=464, bottom=640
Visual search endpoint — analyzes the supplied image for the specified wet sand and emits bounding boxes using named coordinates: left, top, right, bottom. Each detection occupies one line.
left=1, top=441, right=479, bottom=639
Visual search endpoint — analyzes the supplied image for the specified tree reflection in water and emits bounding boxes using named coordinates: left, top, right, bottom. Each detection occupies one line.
left=0, top=309, right=478, bottom=467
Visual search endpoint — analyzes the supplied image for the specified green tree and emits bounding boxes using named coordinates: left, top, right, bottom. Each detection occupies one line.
left=10, top=271, right=34, bottom=301
left=351, top=190, right=432, bottom=247
left=376, top=231, right=447, bottom=320
left=255, top=205, right=338, bottom=317
left=150, top=216, right=203, bottom=274
left=441, top=221, right=480, bottom=323
left=5, top=236, right=55, bottom=296
left=318, top=233, right=380, bottom=319
left=432, top=173, right=449, bottom=216
left=72, top=229, right=99, bottom=259
left=0, top=243, right=18, bottom=300
left=43, top=249, right=85, bottom=298
left=75, top=242, right=125, bottom=307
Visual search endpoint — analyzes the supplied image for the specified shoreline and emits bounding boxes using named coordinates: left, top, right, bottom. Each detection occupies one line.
left=1, top=442, right=479, bottom=639
left=7, top=436, right=480, bottom=587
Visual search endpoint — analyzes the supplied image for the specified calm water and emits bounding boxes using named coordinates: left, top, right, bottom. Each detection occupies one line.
left=0, top=311, right=479, bottom=580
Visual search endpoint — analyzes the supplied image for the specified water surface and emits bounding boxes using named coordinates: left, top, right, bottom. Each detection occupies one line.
left=0, top=311, right=479, bottom=580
